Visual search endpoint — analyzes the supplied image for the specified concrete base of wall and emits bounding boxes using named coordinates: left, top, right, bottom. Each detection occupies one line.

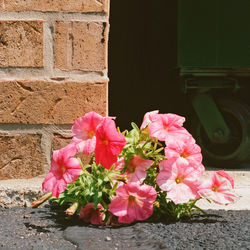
left=0, top=171, right=249, bottom=210
left=0, top=177, right=43, bottom=208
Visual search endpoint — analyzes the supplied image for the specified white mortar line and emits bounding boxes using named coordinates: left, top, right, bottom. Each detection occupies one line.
left=51, top=70, right=108, bottom=80
left=0, top=12, right=108, bottom=22
left=66, top=21, right=73, bottom=70
left=0, top=124, right=71, bottom=134
left=0, top=69, right=108, bottom=81
left=43, top=20, right=54, bottom=77
left=41, top=132, right=53, bottom=173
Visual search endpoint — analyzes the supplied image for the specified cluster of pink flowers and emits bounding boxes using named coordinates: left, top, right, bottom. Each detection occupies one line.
left=144, top=110, right=238, bottom=206
left=41, top=110, right=239, bottom=225
left=43, top=112, right=126, bottom=197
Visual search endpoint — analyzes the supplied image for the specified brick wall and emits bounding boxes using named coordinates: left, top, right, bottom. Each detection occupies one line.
left=0, top=0, right=109, bottom=180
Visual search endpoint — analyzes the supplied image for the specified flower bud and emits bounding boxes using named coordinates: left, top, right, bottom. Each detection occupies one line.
left=66, top=202, right=79, bottom=215
left=110, top=173, right=129, bottom=183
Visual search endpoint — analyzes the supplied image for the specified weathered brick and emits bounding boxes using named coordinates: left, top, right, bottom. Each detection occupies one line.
left=1, top=0, right=109, bottom=13
left=53, top=133, right=91, bottom=166
left=0, top=134, right=44, bottom=179
left=0, top=21, right=43, bottom=68
left=0, top=80, right=107, bottom=124
left=53, top=133, right=73, bottom=150
left=54, top=21, right=108, bottom=71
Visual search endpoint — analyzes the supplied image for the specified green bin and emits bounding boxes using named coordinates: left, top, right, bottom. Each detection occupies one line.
left=178, top=0, right=250, bottom=168
left=178, top=0, right=250, bottom=72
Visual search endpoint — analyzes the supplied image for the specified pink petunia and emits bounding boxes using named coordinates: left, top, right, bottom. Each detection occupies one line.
left=127, top=156, right=153, bottom=183
left=140, top=110, right=159, bottom=129
left=198, top=171, right=239, bottom=205
left=114, top=157, right=125, bottom=171
left=80, top=203, right=104, bottom=225
left=111, top=157, right=128, bottom=186
left=216, top=170, right=234, bottom=188
left=149, top=113, right=192, bottom=147
left=164, top=138, right=204, bottom=174
left=109, top=182, right=157, bottom=224
left=156, top=158, right=201, bottom=204
left=71, top=111, right=103, bottom=154
left=42, top=143, right=82, bottom=198
left=114, top=156, right=153, bottom=184
left=126, top=156, right=153, bottom=184
left=95, top=117, right=126, bottom=169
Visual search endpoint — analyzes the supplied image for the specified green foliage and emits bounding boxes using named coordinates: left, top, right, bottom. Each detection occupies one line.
left=152, top=190, right=206, bottom=222
left=121, top=124, right=166, bottom=171
left=53, top=160, right=120, bottom=220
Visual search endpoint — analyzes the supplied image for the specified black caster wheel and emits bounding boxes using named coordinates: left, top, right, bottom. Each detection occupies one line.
left=191, top=99, right=250, bottom=168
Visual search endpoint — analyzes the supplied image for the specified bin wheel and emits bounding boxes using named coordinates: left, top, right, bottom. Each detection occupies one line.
left=191, top=99, right=250, bottom=168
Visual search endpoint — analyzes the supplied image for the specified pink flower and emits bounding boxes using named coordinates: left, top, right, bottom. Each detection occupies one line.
left=149, top=113, right=192, bottom=146
left=216, top=170, right=234, bottom=188
left=126, top=156, right=153, bottom=183
left=114, top=156, right=152, bottom=184
left=140, top=110, right=159, bottom=129
left=112, top=158, right=128, bottom=186
left=42, top=144, right=82, bottom=198
left=156, top=158, right=201, bottom=204
left=109, top=182, right=157, bottom=224
left=114, top=157, right=125, bottom=170
left=80, top=203, right=104, bottom=225
left=198, top=171, right=239, bottom=205
left=71, top=111, right=103, bottom=154
left=95, top=117, right=126, bottom=169
left=164, top=139, right=204, bottom=174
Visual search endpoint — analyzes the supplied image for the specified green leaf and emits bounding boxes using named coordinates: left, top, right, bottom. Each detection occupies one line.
left=131, top=122, right=140, bottom=132
left=97, top=178, right=103, bottom=186
left=122, top=130, right=128, bottom=135
left=98, top=191, right=102, bottom=198
left=111, top=181, right=118, bottom=192
left=67, top=186, right=79, bottom=195
left=134, top=147, right=146, bottom=159
left=93, top=191, right=102, bottom=209
left=125, top=128, right=139, bottom=145
left=102, top=213, right=106, bottom=222
left=155, top=147, right=164, bottom=153
left=104, top=176, right=109, bottom=182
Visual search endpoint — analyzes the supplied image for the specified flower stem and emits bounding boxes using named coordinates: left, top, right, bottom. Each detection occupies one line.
left=193, top=205, right=207, bottom=215
left=32, top=192, right=52, bottom=208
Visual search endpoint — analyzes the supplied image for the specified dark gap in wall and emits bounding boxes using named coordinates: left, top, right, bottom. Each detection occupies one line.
left=109, top=1, right=191, bottom=130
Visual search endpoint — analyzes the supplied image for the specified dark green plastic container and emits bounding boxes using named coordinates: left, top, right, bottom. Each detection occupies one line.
left=178, top=0, right=250, bottom=72
left=178, top=0, right=250, bottom=168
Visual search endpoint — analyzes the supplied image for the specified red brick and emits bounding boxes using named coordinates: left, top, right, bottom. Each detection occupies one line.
left=0, top=21, right=43, bottom=68
left=53, top=133, right=73, bottom=150
left=1, top=0, right=109, bottom=13
left=0, top=134, right=44, bottom=179
left=54, top=21, right=108, bottom=71
left=0, top=80, right=107, bottom=124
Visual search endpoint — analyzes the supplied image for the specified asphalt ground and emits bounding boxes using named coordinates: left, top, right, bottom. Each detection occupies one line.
left=0, top=205, right=249, bottom=250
